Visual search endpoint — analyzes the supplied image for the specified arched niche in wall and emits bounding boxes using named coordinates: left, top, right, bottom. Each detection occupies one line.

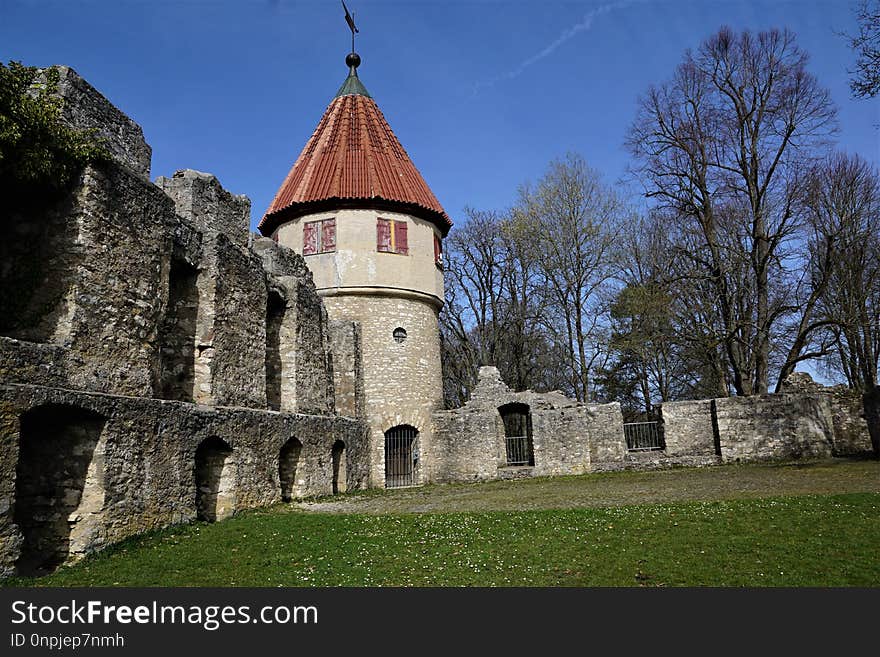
left=194, top=436, right=236, bottom=522
left=14, top=403, right=107, bottom=575
left=498, top=402, right=535, bottom=467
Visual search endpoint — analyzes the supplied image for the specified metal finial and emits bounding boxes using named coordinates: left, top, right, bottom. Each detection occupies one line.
left=346, top=52, right=361, bottom=74
left=342, top=0, right=359, bottom=54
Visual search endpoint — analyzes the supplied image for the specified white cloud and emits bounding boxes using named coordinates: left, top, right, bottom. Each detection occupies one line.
left=471, top=1, right=631, bottom=96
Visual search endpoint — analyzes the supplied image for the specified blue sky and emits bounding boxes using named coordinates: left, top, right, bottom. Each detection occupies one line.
left=2, top=0, right=878, bottom=231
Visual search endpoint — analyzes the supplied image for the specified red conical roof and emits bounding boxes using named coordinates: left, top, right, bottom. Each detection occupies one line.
left=259, top=77, right=451, bottom=236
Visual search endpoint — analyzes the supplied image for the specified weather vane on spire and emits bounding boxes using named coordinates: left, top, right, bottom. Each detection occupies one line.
left=342, top=0, right=359, bottom=54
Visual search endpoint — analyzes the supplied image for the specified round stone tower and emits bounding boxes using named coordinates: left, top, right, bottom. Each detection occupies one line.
left=259, top=52, right=450, bottom=488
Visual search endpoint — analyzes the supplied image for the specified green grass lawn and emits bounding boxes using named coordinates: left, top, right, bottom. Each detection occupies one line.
left=6, top=492, right=879, bottom=587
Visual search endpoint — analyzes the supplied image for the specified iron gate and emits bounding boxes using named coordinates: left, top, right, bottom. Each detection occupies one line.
left=623, top=421, right=664, bottom=451
left=505, top=435, right=531, bottom=465
left=499, top=403, right=534, bottom=466
left=385, top=425, right=418, bottom=488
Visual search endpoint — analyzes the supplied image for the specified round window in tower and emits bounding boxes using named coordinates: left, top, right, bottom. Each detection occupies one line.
left=393, top=327, right=407, bottom=344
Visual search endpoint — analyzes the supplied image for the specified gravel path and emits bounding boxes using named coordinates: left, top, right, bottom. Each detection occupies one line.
left=295, top=458, right=880, bottom=514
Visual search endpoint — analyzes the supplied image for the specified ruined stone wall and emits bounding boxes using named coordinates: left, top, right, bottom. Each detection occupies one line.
left=430, top=367, right=626, bottom=483
left=713, top=394, right=834, bottom=462
left=35, top=65, right=152, bottom=179
left=0, top=383, right=367, bottom=577
left=0, top=339, right=68, bottom=389
left=0, top=65, right=368, bottom=577
left=781, top=372, right=874, bottom=456
left=0, top=162, right=191, bottom=398
left=210, top=233, right=269, bottom=408
left=659, top=399, right=717, bottom=457
left=252, top=238, right=335, bottom=416
left=585, top=402, right=627, bottom=467
left=430, top=408, right=498, bottom=483
left=155, top=169, right=249, bottom=248
left=328, top=320, right=364, bottom=419
left=0, top=160, right=339, bottom=415
left=0, top=192, right=82, bottom=345
left=157, top=170, right=265, bottom=408
left=655, top=393, right=835, bottom=465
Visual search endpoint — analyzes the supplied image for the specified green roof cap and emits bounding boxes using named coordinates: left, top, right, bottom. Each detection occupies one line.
left=334, top=72, right=371, bottom=98
left=334, top=52, right=371, bottom=98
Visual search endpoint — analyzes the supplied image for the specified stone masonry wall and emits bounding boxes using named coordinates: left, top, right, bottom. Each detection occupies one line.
left=781, top=372, right=874, bottom=455
left=586, top=402, right=628, bottom=467
left=36, top=65, right=152, bottom=179
left=0, top=67, right=368, bottom=577
left=0, top=383, right=367, bottom=577
left=328, top=320, right=364, bottom=419
left=430, top=367, right=626, bottom=483
left=659, top=399, right=717, bottom=457
left=0, top=191, right=82, bottom=345
left=323, top=295, right=444, bottom=487
left=713, top=394, right=834, bottom=462
left=155, top=169, right=249, bottom=248
left=252, top=237, right=335, bottom=416
left=157, top=170, right=267, bottom=408
left=430, top=407, right=497, bottom=483
left=44, top=163, right=188, bottom=397
left=210, top=233, right=269, bottom=408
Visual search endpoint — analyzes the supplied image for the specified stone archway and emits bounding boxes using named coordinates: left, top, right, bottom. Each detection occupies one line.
left=384, top=425, right=419, bottom=488
left=14, top=404, right=107, bottom=575
left=332, top=440, right=347, bottom=494
left=194, top=437, right=236, bottom=522
left=498, top=403, right=534, bottom=466
left=279, top=437, right=302, bottom=502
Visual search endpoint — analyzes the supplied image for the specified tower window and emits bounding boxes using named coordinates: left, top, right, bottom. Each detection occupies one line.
left=303, top=218, right=336, bottom=255
left=434, top=234, right=443, bottom=268
left=393, top=327, right=407, bottom=343
left=377, top=218, right=408, bottom=255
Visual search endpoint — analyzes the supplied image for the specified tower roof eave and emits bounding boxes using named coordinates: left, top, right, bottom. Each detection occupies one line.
left=259, top=196, right=451, bottom=237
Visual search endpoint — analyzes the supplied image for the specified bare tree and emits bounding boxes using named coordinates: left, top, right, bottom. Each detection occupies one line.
left=440, top=206, right=566, bottom=405
left=627, top=26, right=837, bottom=395
left=496, top=208, right=548, bottom=392
left=439, top=208, right=506, bottom=406
left=606, top=212, right=703, bottom=412
left=846, top=0, right=880, bottom=98
left=809, top=153, right=880, bottom=390
left=518, top=153, right=623, bottom=402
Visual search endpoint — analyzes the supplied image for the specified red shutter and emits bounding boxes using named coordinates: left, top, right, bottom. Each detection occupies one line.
left=434, top=235, right=442, bottom=264
left=394, top=220, right=408, bottom=255
left=377, top=218, right=391, bottom=252
left=303, top=222, right=318, bottom=255
left=322, top=218, right=336, bottom=252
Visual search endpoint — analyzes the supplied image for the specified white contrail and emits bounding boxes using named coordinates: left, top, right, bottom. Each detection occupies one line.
left=471, top=1, right=631, bottom=96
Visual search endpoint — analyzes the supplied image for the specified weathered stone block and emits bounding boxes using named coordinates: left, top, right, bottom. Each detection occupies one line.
left=35, top=65, right=151, bottom=178
left=782, top=372, right=874, bottom=455
left=155, top=170, right=250, bottom=249
left=430, top=366, right=625, bottom=483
